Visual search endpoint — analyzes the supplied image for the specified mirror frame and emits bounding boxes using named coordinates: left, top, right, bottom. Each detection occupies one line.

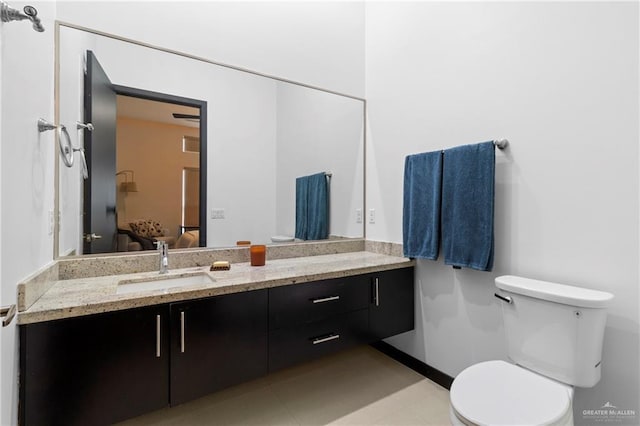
left=53, top=20, right=367, bottom=259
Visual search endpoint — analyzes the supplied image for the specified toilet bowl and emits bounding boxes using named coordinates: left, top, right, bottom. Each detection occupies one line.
left=448, top=275, right=613, bottom=426
left=449, top=360, right=574, bottom=426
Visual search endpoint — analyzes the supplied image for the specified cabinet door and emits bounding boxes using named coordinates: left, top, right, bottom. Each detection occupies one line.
left=20, top=305, right=170, bottom=426
left=170, top=289, right=268, bottom=405
left=369, top=267, right=415, bottom=340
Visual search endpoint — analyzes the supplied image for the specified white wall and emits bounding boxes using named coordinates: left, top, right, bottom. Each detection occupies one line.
left=0, top=2, right=56, bottom=424
left=275, top=82, right=364, bottom=239
left=365, top=2, right=639, bottom=423
left=56, top=1, right=365, bottom=98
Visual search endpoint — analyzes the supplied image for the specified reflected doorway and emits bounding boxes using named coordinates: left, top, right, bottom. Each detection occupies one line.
left=113, top=90, right=207, bottom=252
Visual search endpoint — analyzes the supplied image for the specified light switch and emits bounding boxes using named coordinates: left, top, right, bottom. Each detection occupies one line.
left=356, top=208, right=362, bottom=223
left=369, top=209, right=375, bottom=224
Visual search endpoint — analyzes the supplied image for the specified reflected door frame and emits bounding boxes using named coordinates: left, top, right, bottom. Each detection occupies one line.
left=113, top=84, right=208, bottom=248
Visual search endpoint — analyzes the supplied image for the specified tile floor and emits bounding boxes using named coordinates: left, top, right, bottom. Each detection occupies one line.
left=117, top=345, right=451, bottom=425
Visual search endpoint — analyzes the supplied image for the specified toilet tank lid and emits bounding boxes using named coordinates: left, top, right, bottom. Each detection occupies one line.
left=495, top=275, right=614, bottom=308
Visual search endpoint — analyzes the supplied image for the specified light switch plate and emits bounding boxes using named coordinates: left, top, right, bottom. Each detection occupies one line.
left=356, top=208, right=362, bottom=223
left=369, top=209, right=375, bottom=224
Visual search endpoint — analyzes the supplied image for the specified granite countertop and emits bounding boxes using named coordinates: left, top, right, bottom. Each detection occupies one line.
left=18, top=252, right=414, bottom=325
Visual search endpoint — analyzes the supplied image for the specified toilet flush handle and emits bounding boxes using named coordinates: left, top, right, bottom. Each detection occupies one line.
left=494, top=293, right=513, bottom=304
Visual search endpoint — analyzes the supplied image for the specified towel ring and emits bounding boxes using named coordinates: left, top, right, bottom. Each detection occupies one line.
left=73, top=146, right=88, bottom=179
left=58, top=125, right=74, bottom=167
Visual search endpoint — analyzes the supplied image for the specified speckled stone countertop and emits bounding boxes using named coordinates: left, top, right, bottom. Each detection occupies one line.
left=18, top=252, right=414, bottom=325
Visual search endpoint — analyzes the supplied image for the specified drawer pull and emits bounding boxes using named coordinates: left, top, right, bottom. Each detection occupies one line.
left=312, top=295, right=340, bottom=304
left=180, top=311, right=186, bottom=353
left=374, top=278, right=380, bottom=307
left=312, top=334, right=340, bottom=345
left=156, top=314, right=161, bottom=358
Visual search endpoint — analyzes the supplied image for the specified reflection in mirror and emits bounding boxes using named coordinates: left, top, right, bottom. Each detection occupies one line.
left=114, top=95, right=204, bottom=253
left=56, top=23, right=365, bottom=257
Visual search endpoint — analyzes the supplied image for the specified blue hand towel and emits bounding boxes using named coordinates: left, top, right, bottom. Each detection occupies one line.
left=402, top=151, right=443, bottom=259
left=441, top=141, right=495, bottom=271
left=295, top=172, right=329, bottom=240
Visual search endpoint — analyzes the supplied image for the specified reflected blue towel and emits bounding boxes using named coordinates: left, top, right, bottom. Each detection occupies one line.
left=295, top=172, right=329, bottom=240
left=441, top=142, right=495, bottom=271
left=402, top=151, right=443, bottom=259
left=295, top=177, right=308, bottom=240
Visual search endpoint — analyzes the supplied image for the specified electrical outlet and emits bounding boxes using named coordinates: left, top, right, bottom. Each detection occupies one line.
left=355, top=208, right=362, bottom=223
left=211, top=208, right=225, bottom=219
left=369, top=209, right=375, bottom=224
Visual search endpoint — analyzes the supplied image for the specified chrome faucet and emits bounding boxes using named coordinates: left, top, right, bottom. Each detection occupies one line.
left=155, top=241, right=169, bottom=274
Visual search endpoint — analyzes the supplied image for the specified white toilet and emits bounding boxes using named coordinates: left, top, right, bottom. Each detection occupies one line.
left=449, top=275, right=614, bottom=426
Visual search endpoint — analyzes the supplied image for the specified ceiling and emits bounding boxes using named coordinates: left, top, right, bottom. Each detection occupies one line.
left=117, top=95, right=200, bottom=129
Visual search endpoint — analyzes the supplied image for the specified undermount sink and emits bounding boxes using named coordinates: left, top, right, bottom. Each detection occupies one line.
left=117, top=272, right=215, bottom=295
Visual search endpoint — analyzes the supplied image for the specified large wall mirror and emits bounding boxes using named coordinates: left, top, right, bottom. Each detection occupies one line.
left=55, top=23, right=365, bottom=257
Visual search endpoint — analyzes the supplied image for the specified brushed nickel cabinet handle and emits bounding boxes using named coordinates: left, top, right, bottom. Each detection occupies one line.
left=180, top=311, right=185, bottom=353
left=312, top=334, right=340, bottom=345
left=375, top=277, right=380, bottom=307
left=156, top=314, right=161, bottom=358
left=312, top=295, right=340, bottom=304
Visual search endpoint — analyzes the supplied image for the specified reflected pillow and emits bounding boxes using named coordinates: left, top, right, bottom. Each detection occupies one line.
left=129, top=219, right=165, bottom=238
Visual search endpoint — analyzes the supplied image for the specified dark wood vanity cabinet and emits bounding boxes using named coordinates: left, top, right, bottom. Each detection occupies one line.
left=368, top=267, right=415, bottom=341
left=269, top=275, right=371, bottom=371
left=268, top=267, right=415, bottom=371
left=19, top=290, right=268, bottom=425
left=169, top=289, right=268, bottom=405
left=19, top=304, right=170, bottom=426
left=19, top=266, right=414, bottom=425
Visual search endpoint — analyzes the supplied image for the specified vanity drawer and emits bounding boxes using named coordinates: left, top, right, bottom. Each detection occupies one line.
left=268, top=276, right=370, bottom=330
left=268, top=309, right=369, bottom=372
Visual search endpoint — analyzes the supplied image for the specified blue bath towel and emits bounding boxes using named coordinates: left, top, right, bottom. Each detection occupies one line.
left=295, top=172, right=329, bottom=240
left=402, top=151, right=443, bottom=259
left=441, top=142, right=495, bottom=271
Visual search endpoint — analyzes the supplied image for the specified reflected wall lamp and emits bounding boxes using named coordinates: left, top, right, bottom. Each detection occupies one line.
left=116, top=170, right=139, bottom=193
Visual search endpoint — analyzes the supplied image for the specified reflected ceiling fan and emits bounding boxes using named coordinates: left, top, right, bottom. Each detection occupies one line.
left=172, top=112, right=200, bottom=123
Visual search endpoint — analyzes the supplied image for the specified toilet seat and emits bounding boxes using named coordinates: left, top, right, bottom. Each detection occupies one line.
left=450, top=360, right=573, bottom=426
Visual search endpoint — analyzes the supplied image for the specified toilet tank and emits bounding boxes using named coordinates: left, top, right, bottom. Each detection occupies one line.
left=495, top=275, right=614, bottom=388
